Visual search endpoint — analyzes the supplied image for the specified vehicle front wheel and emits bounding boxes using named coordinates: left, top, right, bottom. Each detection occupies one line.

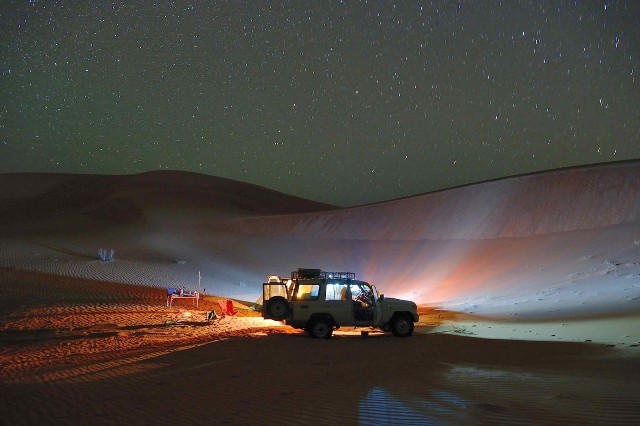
left=309, top=318, right=333, bottom=339
left=391, top=314, right=414, bottom=337
left=266, top=296, right=290, bottom=320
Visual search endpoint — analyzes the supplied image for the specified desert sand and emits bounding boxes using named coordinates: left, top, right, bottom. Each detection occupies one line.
left=1, top=268, right=639, bottom=425
left=1, top=162, right=640, bottom=424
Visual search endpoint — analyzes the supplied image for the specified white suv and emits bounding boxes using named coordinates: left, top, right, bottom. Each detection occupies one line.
left=262, top=268, right=419, bottom=338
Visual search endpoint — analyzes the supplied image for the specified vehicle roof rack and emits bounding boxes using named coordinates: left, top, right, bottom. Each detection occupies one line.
left=292, top=268, right=356, bottom=280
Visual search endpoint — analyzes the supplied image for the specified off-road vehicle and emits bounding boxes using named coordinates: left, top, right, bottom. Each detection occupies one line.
left=262, top=268, right=419, bottom=338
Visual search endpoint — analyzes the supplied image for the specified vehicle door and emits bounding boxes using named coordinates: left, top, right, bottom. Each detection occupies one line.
left=370, top=285, right=382, bottom=325
left=323, top=282, right=353, bottom=325
left=351, top=282, right=376, bottom=325
left=261, top=282, right=290, bottom=319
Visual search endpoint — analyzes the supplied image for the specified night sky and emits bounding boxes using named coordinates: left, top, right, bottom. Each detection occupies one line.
left=2, top=1, right=639, bottom=206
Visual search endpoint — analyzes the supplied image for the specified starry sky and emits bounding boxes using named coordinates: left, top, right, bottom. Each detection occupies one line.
left=1, top=1, right=639, bottom=206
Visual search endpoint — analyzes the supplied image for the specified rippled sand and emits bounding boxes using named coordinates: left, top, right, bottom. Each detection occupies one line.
left=2, top=269, right=639, bottom=425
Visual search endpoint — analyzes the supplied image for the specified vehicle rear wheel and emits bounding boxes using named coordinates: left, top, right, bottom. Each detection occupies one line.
left=391, top=314, right=414, bottom=337
left=309, top=318, right=333, bottom=339
left=266, top=296, right=289, bottom=320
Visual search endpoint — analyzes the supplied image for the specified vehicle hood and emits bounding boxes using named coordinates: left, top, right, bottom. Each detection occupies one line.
left=381, top=297, right=419, bottom=322
left=382, top=297, right=417, bottom=310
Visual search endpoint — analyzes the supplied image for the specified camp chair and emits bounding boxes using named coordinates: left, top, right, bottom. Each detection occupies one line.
left=218, top=300, right=238, bottom=318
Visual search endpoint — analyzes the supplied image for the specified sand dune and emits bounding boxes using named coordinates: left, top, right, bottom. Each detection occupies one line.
left=223, top=161, right=640, bottom=239
left=1, top=162, right=638, bottom=314
left=1, top=162, right=640, bottom=423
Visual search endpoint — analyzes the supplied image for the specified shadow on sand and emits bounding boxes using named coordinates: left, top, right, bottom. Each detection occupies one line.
left=4, top=327, right=639, bottom=425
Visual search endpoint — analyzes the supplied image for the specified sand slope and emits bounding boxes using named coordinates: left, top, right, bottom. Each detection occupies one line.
left=223, top=161, right=640, bottom=239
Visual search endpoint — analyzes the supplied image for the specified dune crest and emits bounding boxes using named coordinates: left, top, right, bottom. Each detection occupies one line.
left=224, top=161, right=640, bottom=240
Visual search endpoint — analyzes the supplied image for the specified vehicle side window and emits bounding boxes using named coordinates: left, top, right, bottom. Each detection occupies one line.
left=351, top=284, right=373, bottom=303
left=294, top=284, right=320, bottom=301
left=350, top=284, right=362, bottom=301
left=325, top=283, right=348, bottom=301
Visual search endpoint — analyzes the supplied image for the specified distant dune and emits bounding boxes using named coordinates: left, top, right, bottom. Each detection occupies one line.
left=0, top=171, right=335, bottom=233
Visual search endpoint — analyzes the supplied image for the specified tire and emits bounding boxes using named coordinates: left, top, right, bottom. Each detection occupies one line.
left=391, top=314, right=414, bottom=337
left=309, top=318, right=333, bottom=339
left=266, top=296, right=290, bottom=320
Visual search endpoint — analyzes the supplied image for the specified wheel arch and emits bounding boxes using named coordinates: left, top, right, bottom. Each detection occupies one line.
left=307, top=314, right=336, bottom=339
left=389, top=310, right=416, bottom=321
left=306, top=313, right=336, bottom=329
